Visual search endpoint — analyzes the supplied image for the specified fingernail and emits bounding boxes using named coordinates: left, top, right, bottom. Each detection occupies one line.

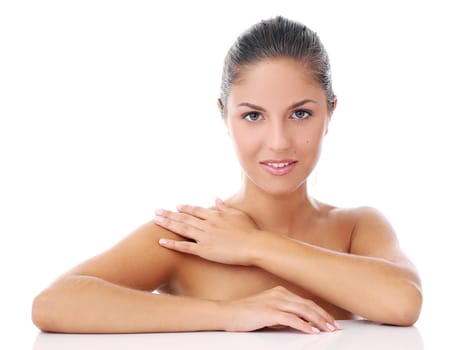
left=159, top=238, right=168, bottom=245
left=155, top=209, right=164, bottom=215
left=326, top=322, right=336, bottom=331
left=311, top=327, right=320, bottom=334
left=333, top=321, right=342, bottom=330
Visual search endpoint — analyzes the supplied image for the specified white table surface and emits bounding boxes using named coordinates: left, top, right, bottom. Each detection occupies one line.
left=32, top=320, right=423, bottom=350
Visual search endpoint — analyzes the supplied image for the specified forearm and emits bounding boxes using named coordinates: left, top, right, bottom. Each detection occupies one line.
left=251, top=232, right=422, bottom=325
left=32, top=275, right=222, bottom=333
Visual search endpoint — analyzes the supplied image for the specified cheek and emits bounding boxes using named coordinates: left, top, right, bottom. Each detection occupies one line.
left=294, top=126, right=325, bottom=153
left=229, top=124, right=260, bottom=156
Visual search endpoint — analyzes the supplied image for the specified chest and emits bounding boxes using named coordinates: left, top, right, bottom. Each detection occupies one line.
left=162, top=219, right=354, bottom=319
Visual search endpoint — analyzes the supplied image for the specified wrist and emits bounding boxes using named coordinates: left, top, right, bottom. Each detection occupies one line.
left=189, top=298, right=230, bottom=331
left=214, top=299, right=236, bottom=332
left=247, top=230, right=275, bottom=267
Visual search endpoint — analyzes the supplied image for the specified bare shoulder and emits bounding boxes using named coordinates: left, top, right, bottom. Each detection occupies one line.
left=66, top=220, right=185, bottom=291
left=318, top=202, right=406, bottom=261
left=343, top=206, right=411, bottom=263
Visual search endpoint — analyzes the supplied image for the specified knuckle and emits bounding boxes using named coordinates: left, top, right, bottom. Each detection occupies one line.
left=165, top=211, right=175, bottom=219
left=192, top=207, right=201, bottom=216
left=185, top=225, right=196, bottom=236
left=168, top=221, right=180, bottom=231
left=178, top=241, right=194, bottom=252
left=300, top=298, right=318, bottom=310
left=177, top=213, right=189, bottom=222
left=304, top=299, right=316, bottom=307
left=269, top=286, right=287, bottom=298
left=273, top=285, right=286, bottom=292
left=274, top=286, right=289, bottom=296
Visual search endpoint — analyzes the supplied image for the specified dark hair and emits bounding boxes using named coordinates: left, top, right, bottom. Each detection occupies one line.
left=219, top=16, right=335, bottom=115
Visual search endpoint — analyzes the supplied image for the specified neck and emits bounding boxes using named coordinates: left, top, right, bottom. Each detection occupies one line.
left=227, top=179, right=319, bottom=235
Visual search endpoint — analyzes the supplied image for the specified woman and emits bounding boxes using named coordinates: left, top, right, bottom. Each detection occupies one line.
left=32, top=16, right=422, bottom=334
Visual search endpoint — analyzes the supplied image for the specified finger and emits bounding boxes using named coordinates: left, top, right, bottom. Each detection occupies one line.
left=176, top=204, right=215, bottom=219
left=274, top=312, right=320, bottom=334
left=280, top=287, right=336, bottom=329
left=158, top=238, right=198, bottom=255
left=215, top=198, right=243, bottom=214
left=271, top=287, right=336, bottom=332
left=215, top=198, right=228, bottom=211
left=155, top=210, right=205, bottom=231
left=283, top=300, right=337, bottom=332
left=282, top=293, right=336, bottom=331
left=153, top=215, right=201, bottom=241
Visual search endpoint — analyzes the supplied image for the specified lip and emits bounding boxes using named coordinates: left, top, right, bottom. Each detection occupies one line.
left=259, top=159, right=298, bottom=176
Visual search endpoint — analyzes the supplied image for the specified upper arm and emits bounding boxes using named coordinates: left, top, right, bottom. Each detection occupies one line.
left=350, top=207, right=417, bottom=271
left=64, top=220, right=183, bottom=291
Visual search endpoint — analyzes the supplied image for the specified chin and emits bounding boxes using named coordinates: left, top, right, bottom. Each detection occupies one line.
left=244, top=171, right=307, bottom=197
left=257, top=183, right=303, bottom=198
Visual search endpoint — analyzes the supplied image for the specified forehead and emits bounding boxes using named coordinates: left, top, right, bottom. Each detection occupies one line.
left=228, top=58, right=326, bottom=106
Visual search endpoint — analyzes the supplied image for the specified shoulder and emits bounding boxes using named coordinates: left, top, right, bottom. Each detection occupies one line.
left=345, top=206, right=403, bottom=260
left=318, top=202, right=402, bottom=257
left=349, top=205, right=396, bottom=238
left=316, top=202, right=416, bottom=268
left=112, top=219, right=190, bottom=271
left=114, top=219, right=187, bottom=252
left=314, top=200, right=362, bottom=227
left=68, top=220, right=186, bottom=291
left=321, top=203, right=392, bottom=229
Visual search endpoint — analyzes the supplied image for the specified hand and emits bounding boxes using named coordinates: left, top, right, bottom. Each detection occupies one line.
left=218, top=286, right=341, bottom=333
left=153, top=198, right=259, bottom=265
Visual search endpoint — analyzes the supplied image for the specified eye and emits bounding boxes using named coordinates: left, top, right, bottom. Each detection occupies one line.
left=291, top=110, right=311, bottom=120
left=243, top=112, right=263, bottom=122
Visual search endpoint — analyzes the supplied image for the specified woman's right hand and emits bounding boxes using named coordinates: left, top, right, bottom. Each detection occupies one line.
left=218, top=286, right=341, bottom=334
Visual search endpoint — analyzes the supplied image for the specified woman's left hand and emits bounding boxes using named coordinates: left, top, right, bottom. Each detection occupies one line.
left=153, top=198, right=260, bottom=266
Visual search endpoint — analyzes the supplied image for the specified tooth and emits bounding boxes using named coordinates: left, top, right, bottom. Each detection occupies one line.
left=266, top=162, right=291, bottom=168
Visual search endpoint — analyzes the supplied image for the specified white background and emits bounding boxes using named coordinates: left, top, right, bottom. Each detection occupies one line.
left=1, top=0, right=449, bottom=348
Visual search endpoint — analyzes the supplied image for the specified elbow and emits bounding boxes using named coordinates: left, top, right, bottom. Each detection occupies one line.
left=32, top=291, right=52, bottom=332
left=384, top=283, right=423, bottom=327
left=32, top=289, right=62, bottom=332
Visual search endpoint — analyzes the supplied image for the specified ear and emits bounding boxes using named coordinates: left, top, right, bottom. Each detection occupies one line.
left=217, top=98, right=224, bottom=116
left=325, top=97, right=337, bottom=136
left=217, top=98, right=231, bottom=135
left=332, top=96, right=338, bottom=111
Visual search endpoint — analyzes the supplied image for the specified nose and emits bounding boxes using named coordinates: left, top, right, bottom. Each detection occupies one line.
left=267, top=120, right=291, bottom=152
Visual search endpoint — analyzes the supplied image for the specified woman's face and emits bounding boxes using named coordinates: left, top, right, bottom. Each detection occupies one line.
left=224, top=58, right=333, bottom=197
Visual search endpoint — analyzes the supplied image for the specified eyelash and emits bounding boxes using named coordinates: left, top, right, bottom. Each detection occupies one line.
left=242, top=110, right=312, bottom=122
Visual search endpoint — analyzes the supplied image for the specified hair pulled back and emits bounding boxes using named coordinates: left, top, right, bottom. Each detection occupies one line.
left=220, top=16, right=335, bottom=114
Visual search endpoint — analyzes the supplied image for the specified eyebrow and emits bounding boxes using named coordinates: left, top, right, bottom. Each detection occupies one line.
left=237, top=99, right=318, bottom=112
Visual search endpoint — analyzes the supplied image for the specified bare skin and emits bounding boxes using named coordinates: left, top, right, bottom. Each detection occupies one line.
left=32, top=58, right=422, bottom=334
left=158, top=198, right=356, bottom=320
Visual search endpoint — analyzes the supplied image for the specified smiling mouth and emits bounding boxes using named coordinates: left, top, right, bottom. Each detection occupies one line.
left=266, top=162, right=291, bottom=169
left=260, top=160, right=297, bottom=169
